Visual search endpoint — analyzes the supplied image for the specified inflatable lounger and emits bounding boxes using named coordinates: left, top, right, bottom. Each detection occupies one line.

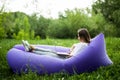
left=7, top=33, right=113, bottom=74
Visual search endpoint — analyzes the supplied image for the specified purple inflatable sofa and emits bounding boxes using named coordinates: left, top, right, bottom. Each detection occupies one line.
left=7, top=33, right=113, bottom=74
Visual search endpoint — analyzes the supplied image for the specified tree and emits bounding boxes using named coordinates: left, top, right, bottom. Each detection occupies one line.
left=92, top=0, right=120, bottom=36
left=35, top=15, right=50, bottom=38
left=0, top=4, right=5, bottom=13
left=0, top=12, right=13, bottom=38
left=47, top=9, right=91, bottom=38
left=13, top=14, right=31, bottom=39
left=92, top=0, right=120, bottom=28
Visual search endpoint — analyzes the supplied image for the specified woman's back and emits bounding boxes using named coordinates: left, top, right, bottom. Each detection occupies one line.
left=71, top=42, right=88, bottom=56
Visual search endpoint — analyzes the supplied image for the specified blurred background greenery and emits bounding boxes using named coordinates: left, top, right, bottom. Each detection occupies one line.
left=0, top=0, right=120, bottom=40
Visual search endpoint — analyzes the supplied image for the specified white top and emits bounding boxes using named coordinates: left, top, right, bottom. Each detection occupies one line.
left=71, top=42, right=88, bottom=56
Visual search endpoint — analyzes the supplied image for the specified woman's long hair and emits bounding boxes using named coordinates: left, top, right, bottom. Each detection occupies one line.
left=77, top=28, right=91, bottom=43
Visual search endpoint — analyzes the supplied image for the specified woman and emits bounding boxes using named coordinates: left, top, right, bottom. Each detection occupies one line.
left=69, top=28, right=91, bottom=56
left=22, top=28, right=91, bottom=58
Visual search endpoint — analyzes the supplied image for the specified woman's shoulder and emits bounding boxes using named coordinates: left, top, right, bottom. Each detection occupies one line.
left=76, top=42, right=88, bottom=46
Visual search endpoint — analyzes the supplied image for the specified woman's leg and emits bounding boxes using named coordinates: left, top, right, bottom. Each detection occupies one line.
left=32, top=50, right=59, bottom=57
left=22, top=40, right=31, bottom=51
left=32, top=50, right=67, bottom=59
left=22, top=40, right=57, bottom=53
left=33, top=47, right=57, bottom=53
left=22, top=40, right=67, bottom=59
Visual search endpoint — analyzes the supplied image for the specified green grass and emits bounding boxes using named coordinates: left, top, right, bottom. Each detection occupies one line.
left=0, top=38, right=120, bottom=80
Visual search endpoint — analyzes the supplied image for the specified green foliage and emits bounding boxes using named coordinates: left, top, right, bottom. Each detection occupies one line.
left=0, top=38, right=120, bottom=80
left=29, top=15, right=50, bottom=38
left=0, top=4, right=5, bottom=13
left=0, top=12, right=13, bottom=38
left=0, top=13, right=6, bottom=38
left=30, top=30, right=35, bottom=40
left=13, top=13, right=34, bottom=40
left=47, top=19, right=72, bottom=38
left=47, top=9, right=90, bottom=38
left=92, top=0, right=120, bottom=36
left=0, top=26, right=6, bottom=38
left=0, top=7, right=119, bottom=39
left=35, top=35, right=41, bottom=40
left=89, top=13, right=116, bottom=37
left=13, top=29, right=30, bottom=40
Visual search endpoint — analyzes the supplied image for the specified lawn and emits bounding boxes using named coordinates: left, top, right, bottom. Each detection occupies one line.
left=0, top=38, right=120, bottom=80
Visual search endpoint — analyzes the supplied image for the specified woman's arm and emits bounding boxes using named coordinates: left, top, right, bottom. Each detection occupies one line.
left=69, top=44, right=76, bottom=56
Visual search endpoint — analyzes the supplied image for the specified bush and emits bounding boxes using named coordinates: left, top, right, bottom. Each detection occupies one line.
left=35, top=35, right=41, bottom=40
left=47, top=19, right=72, bottom=38
left=0, top=26, right=6, bottom=38
left=0, top=10, right=118, bottom=39
left=13, top=29, right=30, bottom=40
